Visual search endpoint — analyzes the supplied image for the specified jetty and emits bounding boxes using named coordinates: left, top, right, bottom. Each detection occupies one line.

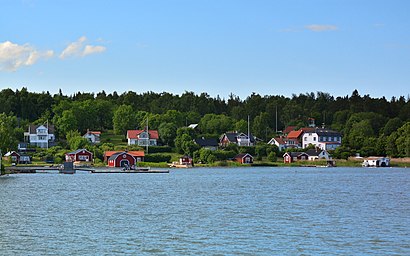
left=91, top=167, right=169, bottom=174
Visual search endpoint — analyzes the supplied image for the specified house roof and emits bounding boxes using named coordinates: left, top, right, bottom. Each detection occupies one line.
left=66, top=148, right=93, bottom=155
left=127, top=130, right=159, bottom=139
left=275, top=137, right=286, bottom=145
left=314, top=128, right=341, bottom=137
left=283, top=126, right=297, bottom=134
left=287, top=130, right=304, bottom=139
left=104, top=151, right=145, bottom=158
left=235, top=153, right=253, bottom=159
left=194, top=138, right=219, bottom=147
left=188, top=124, right=198, bottom=129
left=222, top=132, right=255, bottom=143
left=28, top=124, right=55, bottom=134
left=5, top=151, right=20, bottom=157
left=84, top=130, right=101, bottom=136
left=305, top=149, right=326, bottom=157
left=283, top=152, right=309, bottom=158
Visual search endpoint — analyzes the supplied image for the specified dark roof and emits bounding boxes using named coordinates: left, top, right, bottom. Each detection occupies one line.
left=194, top=138, right=218, bottom=147
left=235, top=153, right=253, bottom=159
left=284, top=152, right=308, bottom=157
left=67, top=149, right=92, bottom=155
left=223, top=132, right=255, bottom=143
left=28, top=124, right=55, bottom=134
left=314, top=128, right=341, bottom=137
left=108, top=152, right=123, bottom=161
left=305, top=149, right=324, bottom=157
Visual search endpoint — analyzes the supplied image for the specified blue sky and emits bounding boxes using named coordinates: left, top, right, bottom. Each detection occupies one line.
left=1, top=0, right=409, bottom=100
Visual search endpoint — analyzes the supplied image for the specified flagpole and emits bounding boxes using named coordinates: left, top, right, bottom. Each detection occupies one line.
left=146, top=117, right=149, bottom=154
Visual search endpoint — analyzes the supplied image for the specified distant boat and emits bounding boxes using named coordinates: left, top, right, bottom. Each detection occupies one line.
left=362, top=157, right=390, bottom=167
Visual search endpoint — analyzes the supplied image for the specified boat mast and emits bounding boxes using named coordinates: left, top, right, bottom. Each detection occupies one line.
left=247, top=115, right=250, bottom=146
left=146, top=116, right=149, bottom=154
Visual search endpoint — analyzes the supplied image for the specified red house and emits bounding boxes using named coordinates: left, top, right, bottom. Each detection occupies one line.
left=5, top=151, right=20, bottom=163
left=234, top=153, right=253, bottom=164
left=65, top=149, right=93, bottom=162
left=107, top=152, right=139, bottom=168
left=104, top=151, right=145, bottom=163
left=283, top=152, right=309, bottom=163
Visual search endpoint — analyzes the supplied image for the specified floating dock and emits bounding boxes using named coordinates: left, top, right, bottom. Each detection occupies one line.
left=91, top=169, right=169, bottom=174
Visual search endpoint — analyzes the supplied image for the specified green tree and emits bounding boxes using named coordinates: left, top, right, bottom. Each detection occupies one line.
left=199, top=114, right=234, bottom=135
left=0, top=113, right=19, bottom=152
left=158, top=122, right=177, bottom=146
left=395, top=122, right=410, bottom=157
left=252, top=112, right=270, bottom=140
left=56, top=110, right=78, bottom=137
left=66, top=130, right=89, bottom=150
left=113, top=105, right=137, bottom=135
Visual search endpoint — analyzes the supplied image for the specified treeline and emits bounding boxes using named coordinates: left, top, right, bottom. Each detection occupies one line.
left=0, top=87, right=409, bottom=157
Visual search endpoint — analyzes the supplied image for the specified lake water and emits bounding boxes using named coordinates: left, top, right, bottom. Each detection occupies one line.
left=1, top=167, right=410, bottom=255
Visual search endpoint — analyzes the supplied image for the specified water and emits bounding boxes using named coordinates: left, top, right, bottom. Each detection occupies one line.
left=1, top=167, right=409, bottom=255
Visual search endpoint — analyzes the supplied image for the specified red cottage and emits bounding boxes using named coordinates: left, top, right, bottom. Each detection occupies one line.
left=107, top=152, right=137, bottom=168
left=234, top=153, right=254, bottom=164
left=283, top=152, right=309, bottom=163
left=65, top=149, right=93, bottom=162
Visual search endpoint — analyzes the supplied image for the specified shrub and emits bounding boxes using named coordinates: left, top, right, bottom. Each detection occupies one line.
left=144, top=154, right=172, bottom=163
left=147, top=146, right=173, bottom=153
left=267, top=152, right=277, bottom=162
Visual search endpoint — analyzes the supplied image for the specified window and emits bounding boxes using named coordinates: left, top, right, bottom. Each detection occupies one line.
left=304, top=137, right=307, bottom=141
left=313, top=137, right=316, bottom=141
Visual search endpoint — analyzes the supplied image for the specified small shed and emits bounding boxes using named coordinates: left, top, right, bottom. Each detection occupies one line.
left=108, top=152, right=137, bottom=168
left=283, top=152, right=309, bottom=163
left=5, top=151, right=20, bottom=163
left=234, top=153, right=253, bottom=164
left=305, top=149, right=330, bottom=161
left=65, top=149, right=93, bottom=162
left=179, top=155, right=193, bottom=165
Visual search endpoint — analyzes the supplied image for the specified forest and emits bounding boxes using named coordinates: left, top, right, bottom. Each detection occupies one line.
left=0, top=87, right=409, bottom=160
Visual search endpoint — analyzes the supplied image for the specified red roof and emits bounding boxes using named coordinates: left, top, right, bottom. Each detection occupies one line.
left=283, top=126, right=297, bottom=134
left=287, top=130, right=304, bottom=139
left=104, top=151, right=145, bottom=158
left=127, top=130, right=159, bottom=139
left=274, top=137, right=286, bottom=145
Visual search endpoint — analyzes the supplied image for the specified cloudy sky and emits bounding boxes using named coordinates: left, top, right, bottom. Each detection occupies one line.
left=1, top=0, right=409, bottom=99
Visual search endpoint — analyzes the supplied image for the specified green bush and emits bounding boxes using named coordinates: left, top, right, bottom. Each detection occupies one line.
left=1, top=163, right=5, bottom=175
left=267, top=152, right=277, bottom=162
left=147, top=146, right=173, bottom=153
left=144, top=154, right=172, bottom=163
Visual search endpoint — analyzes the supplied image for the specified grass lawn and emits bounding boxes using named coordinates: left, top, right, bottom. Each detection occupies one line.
left=100, top=130, right=128, bottom=146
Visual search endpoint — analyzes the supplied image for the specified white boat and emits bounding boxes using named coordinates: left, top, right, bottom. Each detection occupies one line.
left=362, top=157, right=390, bottom=167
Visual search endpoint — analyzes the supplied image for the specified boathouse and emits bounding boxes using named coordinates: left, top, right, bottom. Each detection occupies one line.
left=65, top=149, right=93, bottom=162
left=234, top=153, right=254, bottom=164
left=283, top=152, right=309, bottom=163
left=107, top=152, right=137, bottom=168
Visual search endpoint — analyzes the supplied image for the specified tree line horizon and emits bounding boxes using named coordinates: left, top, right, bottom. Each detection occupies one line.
left=0, top=87, right=409, bottom=158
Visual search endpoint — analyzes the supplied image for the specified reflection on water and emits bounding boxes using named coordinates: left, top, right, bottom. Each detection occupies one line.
left=1, top=167, right=409, bottom=255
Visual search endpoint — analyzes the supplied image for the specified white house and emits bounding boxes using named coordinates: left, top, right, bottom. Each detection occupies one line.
left=127, top=130, right=159, bottom=146
left=220, top=132, right=255, bottom=147
left=24, top=124, right=55, bottom=148
left=83, top=129, right=101, bottom=144
left=305, top=149, right=330, bottom=161
left=268, top=137, right=287, bottom=151
left=302, top=128, right=342, bottom=150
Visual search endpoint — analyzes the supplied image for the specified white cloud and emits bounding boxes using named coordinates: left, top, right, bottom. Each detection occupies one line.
left=83, top=45, right=106, bottom=56
left=60, top=36, right=106, bottom=59
left=0, top=41, right=54, bottom=71
left=305, top=24, right=338, bottom=32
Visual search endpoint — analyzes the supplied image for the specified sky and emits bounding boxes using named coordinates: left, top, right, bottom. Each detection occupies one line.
left=1, top=0, right=410, bottom=100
